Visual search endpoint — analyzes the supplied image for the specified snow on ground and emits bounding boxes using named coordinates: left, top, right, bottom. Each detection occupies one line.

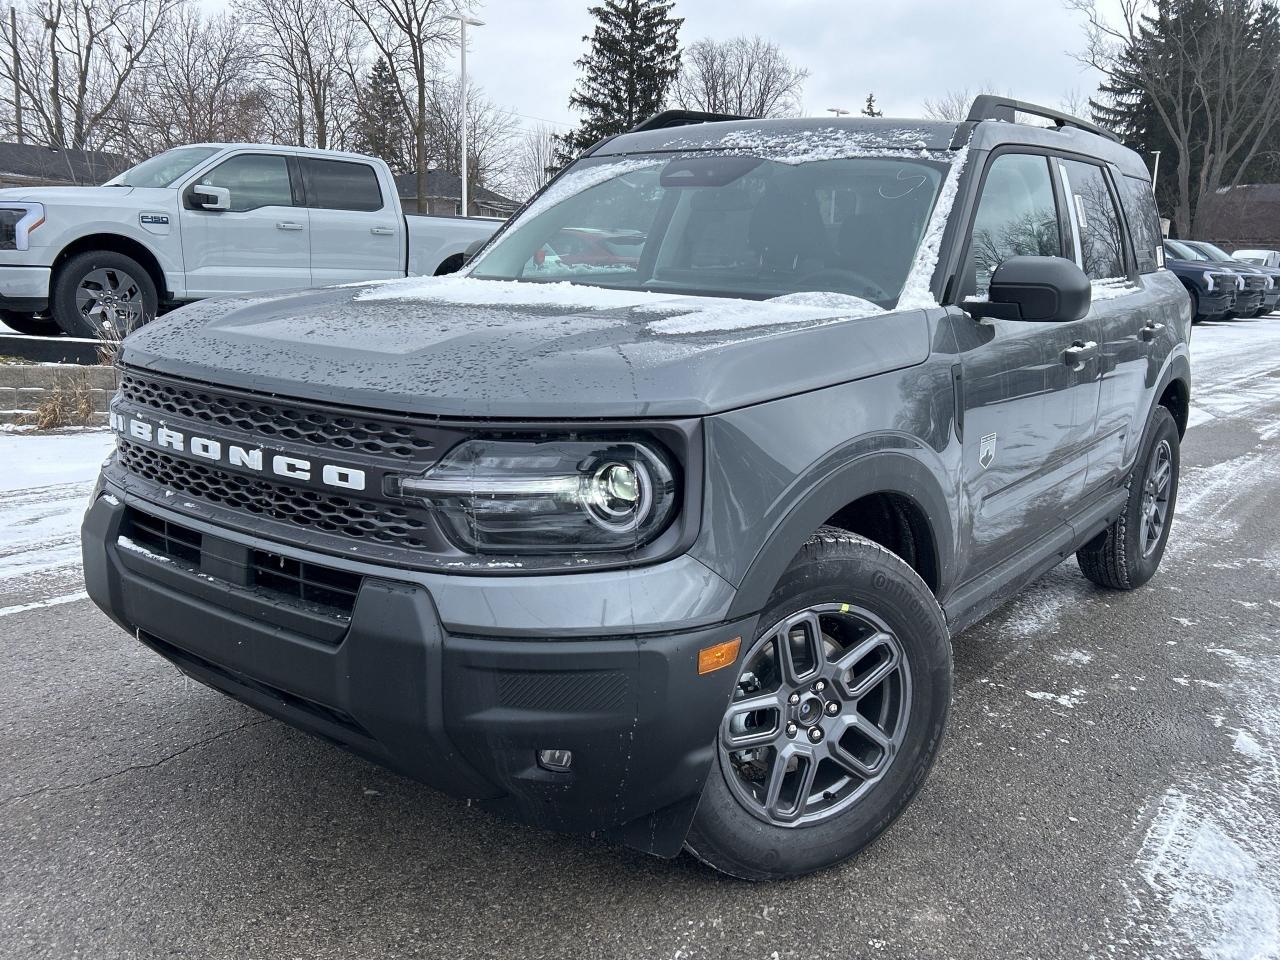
left=0, top=430, right=114, bottom=611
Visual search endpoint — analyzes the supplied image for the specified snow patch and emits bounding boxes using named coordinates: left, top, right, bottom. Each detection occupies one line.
left=1025, top=689, right=1085, bottom=708
left=355, top=273, right=681, bottom=310
left=512, top=158, right=663, bottom=223
left=642, top=291, right=885, bottom=335
left=116, top=536, right=172, bottom=564
left=1233, top=729, right=1263, bottom=759
left=897, top=146, right=969, bottom=311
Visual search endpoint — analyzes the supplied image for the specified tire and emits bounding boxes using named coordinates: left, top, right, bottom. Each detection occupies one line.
left=434, top=253, right=467, bottom=276
left=51, top=250, right=158, bottom=339
left=685, top=528, right=952, bottom=880
left=1188, top=289, right=1202, bottom=324
left=0, top=310, right=61, bottom=336
left=1077, top=405, right=1180, bottom=590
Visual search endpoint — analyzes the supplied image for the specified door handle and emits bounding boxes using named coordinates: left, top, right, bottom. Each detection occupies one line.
left=1141, top=321, right=1165, bottom=342
left=1064, top=340, right=1098, bottom=367
left=370, top=226, right=395, bottom=236
left=276, top=221, right=304, bottom=231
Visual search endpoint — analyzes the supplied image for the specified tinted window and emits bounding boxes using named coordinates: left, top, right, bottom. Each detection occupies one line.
left=302, top=158, right=384, bottom=212
left=964, top=153, right=1061, bottom=298
left=1118, top=175, right=1162, bottom=274
left=1057, top=158, right=1127, bottom=280
left=197, top=154, right=294, bottom=212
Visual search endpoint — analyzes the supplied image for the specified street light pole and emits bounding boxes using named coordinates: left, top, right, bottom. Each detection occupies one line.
left=827, top=107, right=850, bottom=118
left=444, top=10, right=484, bottom=218
left=1151, top=150, right=1162, bottom=191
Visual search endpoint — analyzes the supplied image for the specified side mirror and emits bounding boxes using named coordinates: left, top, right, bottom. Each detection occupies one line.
left=187, top=184, right=231, bottom=211
left=965, top=255, right=1092, bottom=323
left=462, top=237, right=487, bottom=264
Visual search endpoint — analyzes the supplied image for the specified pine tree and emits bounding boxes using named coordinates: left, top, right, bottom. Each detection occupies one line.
left=861, top=93, right=883, bottom=117
left=556, top=0, right=683, bottom=163
left=352, top=58, right=411, bottom=174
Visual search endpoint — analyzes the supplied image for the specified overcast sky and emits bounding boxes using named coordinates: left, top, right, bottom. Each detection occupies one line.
left=459, top=0, right=1114, bottom=136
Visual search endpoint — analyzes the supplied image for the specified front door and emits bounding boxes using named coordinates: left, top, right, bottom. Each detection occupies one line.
left=179, top=152, right=311, bottom=298
left=300, top=156, right=403, bottom=286
left=953, top=150, right=1102, bottom=580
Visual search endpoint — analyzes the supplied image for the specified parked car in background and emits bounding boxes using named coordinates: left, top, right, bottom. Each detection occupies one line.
left=1233, top=248, right=1280, bottom=269
left=0, top=145, right=500, bottom=338
left=1162, top=240, right=1238, bottom=323
left=1180, top=239, right=1278, bottom=318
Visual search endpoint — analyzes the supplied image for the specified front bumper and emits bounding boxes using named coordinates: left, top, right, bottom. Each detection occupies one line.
left=1231, top=288, right=1265, bottom=314
left=0, top=264, right=51, bottom=312
left=82, top=484, right=755, bottom=857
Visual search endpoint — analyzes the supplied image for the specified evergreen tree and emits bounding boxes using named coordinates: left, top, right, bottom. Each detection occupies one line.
left=557, top=0, right=683, bottom=163
left=352, top=58, right=411, bottom=174
left=861, top=93, right=883, bottom=117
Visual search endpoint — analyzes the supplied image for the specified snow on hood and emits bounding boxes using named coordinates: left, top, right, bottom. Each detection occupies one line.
left=355, top=273, right=683, bottom=310
left=639, top=291, right=885, bottom=335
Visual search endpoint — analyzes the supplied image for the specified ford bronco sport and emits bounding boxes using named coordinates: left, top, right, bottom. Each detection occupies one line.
left=83, top=97, right=1191, bottom=880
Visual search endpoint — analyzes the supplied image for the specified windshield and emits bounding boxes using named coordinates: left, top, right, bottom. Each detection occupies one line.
left=1194, top=241, right=1235, bottom=261
left=469, top=152, right=951, bottom=306
left=106, top=146, right=220, bottom=188
left=1165, top=239, right=1205, bottom=261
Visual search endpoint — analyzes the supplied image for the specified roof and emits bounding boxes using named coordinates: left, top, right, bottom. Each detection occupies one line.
left=0, top=141, right=127, bottom=184
left=1195, top=184, right=1280, bottom=246
left=393, top=170, right=516, bottom=209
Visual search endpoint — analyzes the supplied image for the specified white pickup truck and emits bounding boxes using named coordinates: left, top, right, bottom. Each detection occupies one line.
left=0, top=144, right=501, bottom=337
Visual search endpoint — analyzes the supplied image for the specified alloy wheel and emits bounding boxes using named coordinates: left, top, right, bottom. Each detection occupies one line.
left=1140, top=439, right=1173, bottom=558
left=718, top=603, right=912, bottom=828
left=76, top=267, right=144, bottom=336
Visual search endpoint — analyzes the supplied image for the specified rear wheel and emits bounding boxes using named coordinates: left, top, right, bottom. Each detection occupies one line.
left=51, top=250, right=157, bottom=339
left=685, top=528, right=951, bottom=880
left=0, top=310, right=60, bottom=336
left=1077, top=405, right=1180, bottom=590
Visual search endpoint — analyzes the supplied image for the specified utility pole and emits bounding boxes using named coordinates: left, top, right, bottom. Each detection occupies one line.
left=1150, top=150, right=1161, bottom=191
left=444, top=10, right=484, bottom=218
left=9, top=6, right=22, bottom=144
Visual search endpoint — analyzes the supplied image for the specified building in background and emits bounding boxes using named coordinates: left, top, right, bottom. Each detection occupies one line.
left=0, top=142, right=127, bottom=188
left=394, top=170, right=516, bottom=218
left=1194, top=184, right=1280, bottom=251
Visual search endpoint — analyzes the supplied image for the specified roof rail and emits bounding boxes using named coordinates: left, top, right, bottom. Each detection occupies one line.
left=966, top=95, right=1120, bottom=144
left=629, top=109, right=750, bottom=133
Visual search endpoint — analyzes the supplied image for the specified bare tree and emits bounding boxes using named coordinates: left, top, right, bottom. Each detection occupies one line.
left=0, top=0, right=187, bottom=151
left=512, top=123, right=559, bottom=200
left=673, top=35, right=807, bottom=118
left=425, top=76, right=518, bottom=207
left=235, top=0, right=363, bottom=149
left=117, top=8, right=269, bottom=155
left=338, top=0, right=465, bottom=211
left=1072, top=0, right=1280, bottom=236
left=921, top=85, right=1003, bottom=122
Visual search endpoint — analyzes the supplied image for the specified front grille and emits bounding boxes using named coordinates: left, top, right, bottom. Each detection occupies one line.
left=1244, top=275, right=1267, bottom=290
left=118, top=371, right=439, bottom=461
left=117, top=438, right=432, bottom=550
left=125, top=509, right=202, bottom=565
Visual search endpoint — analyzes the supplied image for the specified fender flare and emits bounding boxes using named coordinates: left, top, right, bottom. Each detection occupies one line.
left=725, top=449, right=956, bottom=622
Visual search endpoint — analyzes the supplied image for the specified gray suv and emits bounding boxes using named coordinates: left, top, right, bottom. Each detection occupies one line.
left=83, top=97, right=1191, bottom=880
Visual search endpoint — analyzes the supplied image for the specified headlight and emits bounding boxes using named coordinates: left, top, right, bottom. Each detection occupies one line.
left=1203, top=271, right=1215, bottom=291
left=1237, top=275, right=1246, bottom=290
left=390, top=437, right=679, bottom=554
left=0, top=203, right=44, bottom=251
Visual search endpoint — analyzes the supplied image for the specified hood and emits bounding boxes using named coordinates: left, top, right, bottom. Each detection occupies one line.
left=119, top=276, right=934, bottom=419
left=0, top=185, right=136, bottom=202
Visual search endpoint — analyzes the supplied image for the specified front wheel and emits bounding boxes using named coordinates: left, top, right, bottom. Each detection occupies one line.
left=51, top=250, right=158, bottom=339
left=1077, top=405, right=1180, bottom=590
left=685, top=528, right=952, bottom=880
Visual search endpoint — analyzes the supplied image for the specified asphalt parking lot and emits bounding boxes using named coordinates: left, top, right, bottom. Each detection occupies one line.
left=2, top=316, right=1279, bottom=960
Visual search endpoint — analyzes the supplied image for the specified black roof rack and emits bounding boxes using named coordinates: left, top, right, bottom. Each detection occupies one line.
left=966, top=95, right=1121, bottom=144
left=629, top=109, right=750, bottom=133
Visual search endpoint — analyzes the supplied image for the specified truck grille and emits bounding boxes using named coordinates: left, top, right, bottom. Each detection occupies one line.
left=118, top=371, right=439, bottom=461
left=1245, top=275, right=1268, bottom=290
left=116, top=438, right=433, bottom=550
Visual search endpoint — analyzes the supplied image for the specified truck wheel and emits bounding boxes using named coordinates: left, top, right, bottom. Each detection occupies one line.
left=52, top=251, right=158, bottom=340
left=685, top=528, right=952, bottom=880
left=0, top=310, right=61, bottom=336
left=1077, top=405, right=1180, bottom=590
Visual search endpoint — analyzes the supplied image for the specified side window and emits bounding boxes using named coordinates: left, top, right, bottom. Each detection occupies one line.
left=1117, top=175, right=1162, bottom=274
left=1056, top=158, right=1128, bottom=280
left=965, top=153, right=1061, bottom=299
left=196, top=154, right=294, bottom=213
left=302, top=158, right=384, bottom=212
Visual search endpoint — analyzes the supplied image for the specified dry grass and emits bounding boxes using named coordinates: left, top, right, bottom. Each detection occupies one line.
left=19, top=371, right=97, bottom=430
left=94, top=319, right=128, bottom=365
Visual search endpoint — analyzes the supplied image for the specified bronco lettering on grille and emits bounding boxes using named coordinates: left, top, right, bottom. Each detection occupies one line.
left=109, top=410, right=367, bottom=492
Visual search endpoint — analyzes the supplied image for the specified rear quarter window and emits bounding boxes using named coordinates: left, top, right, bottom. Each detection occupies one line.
left=302, top=158, right=385, bottom=212
left=1118, top=175, right=1162, bottom=274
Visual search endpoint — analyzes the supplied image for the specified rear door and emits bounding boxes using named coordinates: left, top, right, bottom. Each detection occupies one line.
left=179, top=151, right=310, bottom=297
left=1055, top=158, right=1164, bottom=489
left=300, top=157, right=404, bottom=285
left=953, top=150, right=1103, bottom=579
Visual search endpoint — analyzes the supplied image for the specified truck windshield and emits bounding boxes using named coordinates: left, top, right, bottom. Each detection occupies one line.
left=468, top=152, right=951, bottom=306
left=106, top=146, right=220, bottom=188
left=1192, top=241, right=1236, bottom=262
left=1165, top=240, right=1205, bottom=261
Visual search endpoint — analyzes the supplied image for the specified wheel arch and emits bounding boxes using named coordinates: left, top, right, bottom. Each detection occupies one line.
left=52, top=233, right=170, bottom=302
left=725, top=451, right=955, bottom=622
left=1155, top=352, right=1191, bottom=438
